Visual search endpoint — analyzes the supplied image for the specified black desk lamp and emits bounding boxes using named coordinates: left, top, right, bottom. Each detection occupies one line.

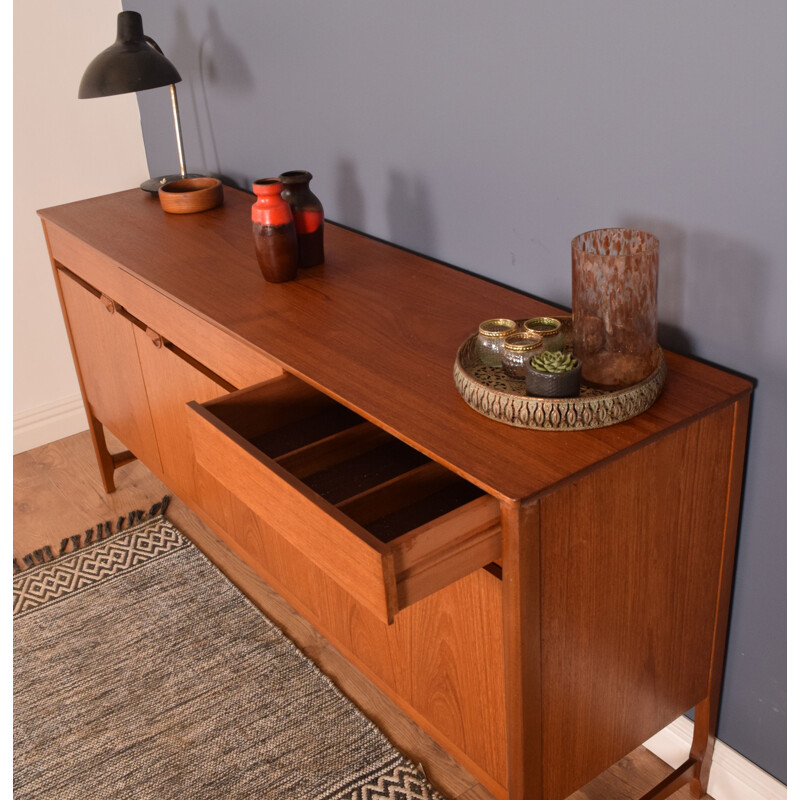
left=79, top=10, right=201, bottom=193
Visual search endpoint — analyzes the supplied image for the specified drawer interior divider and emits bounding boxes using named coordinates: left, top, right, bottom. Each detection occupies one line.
left=188, top=373, right=501, bottom=623
left=275, top=422, right=394, bottom=479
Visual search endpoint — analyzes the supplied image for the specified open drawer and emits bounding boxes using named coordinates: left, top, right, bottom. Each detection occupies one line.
left=187, top=374, right=501, bottom=624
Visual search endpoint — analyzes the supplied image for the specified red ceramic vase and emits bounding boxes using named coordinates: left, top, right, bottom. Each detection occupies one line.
left=252, top=179, right=299, bottom=283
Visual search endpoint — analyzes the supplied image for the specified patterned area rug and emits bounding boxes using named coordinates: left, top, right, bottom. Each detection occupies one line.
left=13, top=506, right=446, bottom=800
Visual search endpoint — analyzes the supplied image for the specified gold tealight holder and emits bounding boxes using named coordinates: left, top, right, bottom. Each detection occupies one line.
left=476, top=318, right=518, bottom=367
left=501, top=332, right=544, bottom=381
left=522, top=317, right=563, bottom=351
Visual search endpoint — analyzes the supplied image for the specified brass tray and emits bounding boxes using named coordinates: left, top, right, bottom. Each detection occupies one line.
left=453, top=317, right=667, bottom=431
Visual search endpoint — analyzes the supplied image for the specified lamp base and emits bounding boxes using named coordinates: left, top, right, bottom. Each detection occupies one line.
left=141, top=173, right=205, bottom=194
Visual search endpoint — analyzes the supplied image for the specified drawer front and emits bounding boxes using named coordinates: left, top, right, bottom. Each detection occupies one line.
left=188, top=401, right=399, bottom=622
left=186, top=374, right=501, bottom=625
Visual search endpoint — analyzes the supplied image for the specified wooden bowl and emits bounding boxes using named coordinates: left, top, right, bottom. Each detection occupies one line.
left=158, top=177, right=223, bottom=214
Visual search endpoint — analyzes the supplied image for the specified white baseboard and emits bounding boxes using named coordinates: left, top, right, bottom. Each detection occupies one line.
left=644, top=716, right=786, bottom=800
left=13, top=394, right=88, bottom=454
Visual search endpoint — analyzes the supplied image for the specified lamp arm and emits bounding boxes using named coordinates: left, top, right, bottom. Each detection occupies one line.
left=143, top=35, right=187, bottom=179
left=143, top=35, right=164, bottom=55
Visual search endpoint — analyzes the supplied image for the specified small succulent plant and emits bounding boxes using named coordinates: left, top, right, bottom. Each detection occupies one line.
left=529, top=350, right=579, bottom=374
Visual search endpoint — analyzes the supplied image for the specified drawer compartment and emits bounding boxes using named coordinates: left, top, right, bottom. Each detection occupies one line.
left=187, top=374, right=502, bottom=623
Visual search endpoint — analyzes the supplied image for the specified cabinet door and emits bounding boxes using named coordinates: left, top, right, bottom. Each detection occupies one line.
left=133, top=326, right=231, bottom=505
left=58, top=270, right=162, bottom=474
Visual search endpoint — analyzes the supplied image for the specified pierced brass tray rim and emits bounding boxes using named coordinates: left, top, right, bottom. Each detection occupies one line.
left=453, top=317, right=667, bottom=431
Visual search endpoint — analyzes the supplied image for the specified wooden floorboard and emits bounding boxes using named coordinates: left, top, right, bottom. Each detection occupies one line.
left=13, top=430, right=712, bottom=800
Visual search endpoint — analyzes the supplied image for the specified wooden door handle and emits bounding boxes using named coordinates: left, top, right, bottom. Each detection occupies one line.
left=100, top=294, right=118, bottom=314
left=145, top=327, right=165, bottom=349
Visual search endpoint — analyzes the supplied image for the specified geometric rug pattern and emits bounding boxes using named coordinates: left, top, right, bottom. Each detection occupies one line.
left=13, top=512, right=447, bottom=800
left=13, top=518, right=187, bottom=617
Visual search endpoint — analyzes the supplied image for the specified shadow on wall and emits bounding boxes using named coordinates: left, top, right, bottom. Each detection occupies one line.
left=332, top=164, right=439, bottom=261
left=621, top=217, right=691, bottom=355
left=169, top=6, right=254, bottom=182
left=386, top=169, right=437, bottom=257
left=622, top=216, right=770, bottom=366
left=335, top=158, right=366, bottom=231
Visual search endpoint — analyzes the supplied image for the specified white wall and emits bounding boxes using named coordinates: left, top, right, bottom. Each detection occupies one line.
left=13, top=0, right=149, bottom=453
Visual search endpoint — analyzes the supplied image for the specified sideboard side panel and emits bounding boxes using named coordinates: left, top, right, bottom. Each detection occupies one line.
left=539, top=407, right=735, bottom=800
left=690, top=395, right=752, bottom=795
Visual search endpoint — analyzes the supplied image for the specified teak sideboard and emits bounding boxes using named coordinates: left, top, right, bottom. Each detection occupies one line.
left=39, top=187, right=752, bottom=800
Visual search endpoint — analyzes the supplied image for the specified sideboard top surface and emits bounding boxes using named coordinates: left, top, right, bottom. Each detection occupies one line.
left=39, top=187, right=751, bottom=503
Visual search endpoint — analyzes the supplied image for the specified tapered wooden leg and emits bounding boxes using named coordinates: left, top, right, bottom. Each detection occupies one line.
left=86, top=414, right=118, bottom=493
left=86, top=413, right=135, bottom=493
left=689, top=699, right=715, bottom=798
left=502, top=500, right=542, bottom=800
left=688, top=397, right=751, bottom=798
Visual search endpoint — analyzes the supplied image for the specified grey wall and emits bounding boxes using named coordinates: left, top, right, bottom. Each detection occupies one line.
left=126, top=0, right=786, bottom=782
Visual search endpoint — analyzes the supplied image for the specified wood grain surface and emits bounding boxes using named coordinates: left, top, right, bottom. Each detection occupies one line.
left=35, top=188, right=749, bottom=800
left=501, top=500, right=543, bottom=800
left=39, top=189, right=752, bottom=503
left=132, top=324, right=230, bottom=505
left=191, top=462, right=509, bottom=795
left=188, top=374, right=503, bottom=622
left=539, top=410, right=735, bottom=799
left=188, top=399, right=399, bottom=623
left=14, top=431, right=713, bottom=800
left=44, top=221, right=283, bottom=390
left=56, top=269, right=163, bottom=475
left=689, top=397, right=752, bottom=797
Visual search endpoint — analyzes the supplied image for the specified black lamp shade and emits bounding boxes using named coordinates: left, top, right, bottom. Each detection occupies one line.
left=78, top=11, right=181, bottom=99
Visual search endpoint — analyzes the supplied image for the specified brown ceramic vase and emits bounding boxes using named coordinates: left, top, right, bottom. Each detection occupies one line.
left=279, top=170, right=324, bottom=268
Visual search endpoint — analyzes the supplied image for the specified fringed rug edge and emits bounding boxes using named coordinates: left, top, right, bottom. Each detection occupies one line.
left=13, top=495, right=172, bottom=575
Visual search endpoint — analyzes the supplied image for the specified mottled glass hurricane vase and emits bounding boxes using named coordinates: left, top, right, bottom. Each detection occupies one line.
left=571, top=228, right=659, bottom=390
